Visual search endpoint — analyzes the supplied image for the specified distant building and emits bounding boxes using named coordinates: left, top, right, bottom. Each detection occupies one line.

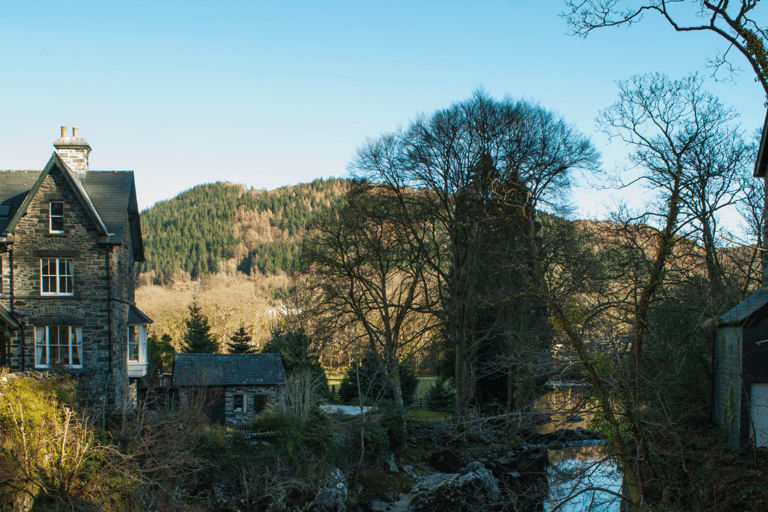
left=174, top=352, right=287, bottom=426
left=0, top=127, right=152, bottom=410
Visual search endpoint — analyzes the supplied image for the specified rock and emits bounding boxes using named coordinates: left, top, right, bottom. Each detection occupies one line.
left=408, top=464, right=501, bottom=512
left=426, top=448, right=464, bottom=473
left=497, top=454, right=516, bottom=466
left=461, top=461, right=485, bottom=474
left=313, top=468, right=347, bottom=512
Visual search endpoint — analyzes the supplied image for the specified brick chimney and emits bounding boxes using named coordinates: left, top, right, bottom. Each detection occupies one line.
left=53, top=126, right=91, bottom=177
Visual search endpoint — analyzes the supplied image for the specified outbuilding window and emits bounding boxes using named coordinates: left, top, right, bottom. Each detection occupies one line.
left=233, top=394, right=244, bottom=413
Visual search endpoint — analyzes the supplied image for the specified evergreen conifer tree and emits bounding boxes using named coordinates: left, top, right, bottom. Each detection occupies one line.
left=148, top=333, right=175, bottom=372
left=228, top=325, right=255, bottom=354
left=182, top=302, right=218, bottom=353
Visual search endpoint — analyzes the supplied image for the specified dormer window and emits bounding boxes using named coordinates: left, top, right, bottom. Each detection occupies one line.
left=49, top=201, right=64, bottom=233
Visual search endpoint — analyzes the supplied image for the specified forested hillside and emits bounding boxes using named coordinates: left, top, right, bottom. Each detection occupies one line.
left=139, top=178, right=348, bottom=282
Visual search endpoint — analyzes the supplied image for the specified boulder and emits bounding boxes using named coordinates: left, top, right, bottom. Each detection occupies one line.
left=312, top=468, right=348, bottom=512
left=426, top=448, right=464, bottom=473
left=408, top=462, right=501, bottom=512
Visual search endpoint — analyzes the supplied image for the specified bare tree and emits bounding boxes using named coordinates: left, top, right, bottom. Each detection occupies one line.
left=562, top=0, right=768, bottom=97
left=303, top=183, right=438, bottom=406
left=350, top=91, right=600, bottom=421
left=538, top=72, right=756, bottom=510
left=598, top=72, right=750, bottom=382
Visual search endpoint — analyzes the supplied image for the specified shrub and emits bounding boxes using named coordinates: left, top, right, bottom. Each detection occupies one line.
left=0, top=375, right=117, bottom=509
left=425, top=378, right=455, bottom=411
left=378, top=402, right=408, bottom=453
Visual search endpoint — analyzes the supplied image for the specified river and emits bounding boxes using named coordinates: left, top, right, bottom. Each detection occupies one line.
left=539, top=384, right=623, bottom=512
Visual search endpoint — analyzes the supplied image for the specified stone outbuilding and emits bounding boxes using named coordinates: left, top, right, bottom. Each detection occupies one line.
left=173, top=352, right=287, bottom=426
left=0, top=127, right=152, bottom=410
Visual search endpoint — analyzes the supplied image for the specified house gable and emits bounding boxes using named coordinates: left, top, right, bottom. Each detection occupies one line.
left=5, top=153, right=109, bottom=238
left=1, top=128, right=152, bottom=412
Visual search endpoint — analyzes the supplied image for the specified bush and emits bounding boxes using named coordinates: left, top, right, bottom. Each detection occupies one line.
left=378, top=402, right=408, bottom=453
left=361, top=423, right=390, bottom=461
left=251, top=371, right=342, bottom=465
left=0, top=375, right=118, bottom=509
left=425, top=378, right=455, bottom=411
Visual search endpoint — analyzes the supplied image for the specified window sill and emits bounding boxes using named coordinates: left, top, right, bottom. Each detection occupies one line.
left=35, top=365, right=83, bottom=370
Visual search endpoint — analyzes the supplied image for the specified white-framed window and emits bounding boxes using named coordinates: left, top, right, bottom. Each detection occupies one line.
left=128, top=325, right=138, bottom=361
left=41, top=258, right=73, bottom=296
left=49, top=201, right=64, bottom=233
left=34, top=325, right=82, bottom=368
left=127, top=323, right=149, bottom=378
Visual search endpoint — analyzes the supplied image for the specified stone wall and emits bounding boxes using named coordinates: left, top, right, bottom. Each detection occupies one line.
left=224, top=385, right=280, bottom=426
left=6, top=164, right=135, bottom=409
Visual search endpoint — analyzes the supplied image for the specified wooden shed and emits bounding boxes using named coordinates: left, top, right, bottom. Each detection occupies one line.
left=713, top=290, right=768, bottom=450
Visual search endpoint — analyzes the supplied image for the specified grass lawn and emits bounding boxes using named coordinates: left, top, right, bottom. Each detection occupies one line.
left=407, top=409, right=452, bottom=422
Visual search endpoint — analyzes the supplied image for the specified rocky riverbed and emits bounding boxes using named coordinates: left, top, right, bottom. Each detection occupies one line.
left=348, top=422, right=603, bottom=512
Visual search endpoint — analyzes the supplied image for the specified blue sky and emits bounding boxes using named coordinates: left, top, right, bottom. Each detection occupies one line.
left=1, top=0, right=765, bottom=222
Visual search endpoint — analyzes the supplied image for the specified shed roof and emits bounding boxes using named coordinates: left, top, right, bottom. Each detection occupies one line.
left=173, top=353, right=287, bottom=387
left=719, top=289, right=768, bottom=326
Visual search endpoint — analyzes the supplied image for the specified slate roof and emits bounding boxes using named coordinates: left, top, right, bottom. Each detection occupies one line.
left=128, top=304, right=153, bottom=325
left=0, top=304, right=20, bottom=330
left=0, top=154, right=144, bottom=259
left=718, top=289, right=768, bottom=325
left=173, top=353, right=287, bottom=387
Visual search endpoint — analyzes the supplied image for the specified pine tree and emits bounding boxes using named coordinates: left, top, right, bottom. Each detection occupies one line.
left=148, top=333, right=175, bottom=373
left=228, top=325, right=255, bottom=354
left=182, top=302, right=218, bottom=353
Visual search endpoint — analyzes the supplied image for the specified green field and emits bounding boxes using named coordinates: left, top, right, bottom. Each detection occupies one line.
left=325, top=371, right=440, bottom=403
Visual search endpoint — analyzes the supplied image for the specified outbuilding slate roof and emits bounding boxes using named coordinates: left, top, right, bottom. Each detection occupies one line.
left=174, top=353, right=287, bottom=387
left=718, top=289, right=768, bottom=326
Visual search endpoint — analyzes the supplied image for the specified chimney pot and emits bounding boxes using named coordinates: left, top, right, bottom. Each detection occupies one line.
left=53, top=126, right=91, bottom=177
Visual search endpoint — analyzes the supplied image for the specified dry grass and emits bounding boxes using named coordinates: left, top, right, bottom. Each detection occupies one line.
left=135, top=271, right=292, bottom=352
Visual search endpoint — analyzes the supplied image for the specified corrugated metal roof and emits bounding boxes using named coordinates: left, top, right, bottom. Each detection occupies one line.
left=173, top=353, right=287, bottom=387
left=719, top=289, right=768, bottom=325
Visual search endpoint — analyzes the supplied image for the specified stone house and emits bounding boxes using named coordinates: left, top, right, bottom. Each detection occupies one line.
left=0, top=127, right=152, bottom=409
left=712, top=112, right=768, bottom=449
left=173, top=353, right=287, bottom=426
